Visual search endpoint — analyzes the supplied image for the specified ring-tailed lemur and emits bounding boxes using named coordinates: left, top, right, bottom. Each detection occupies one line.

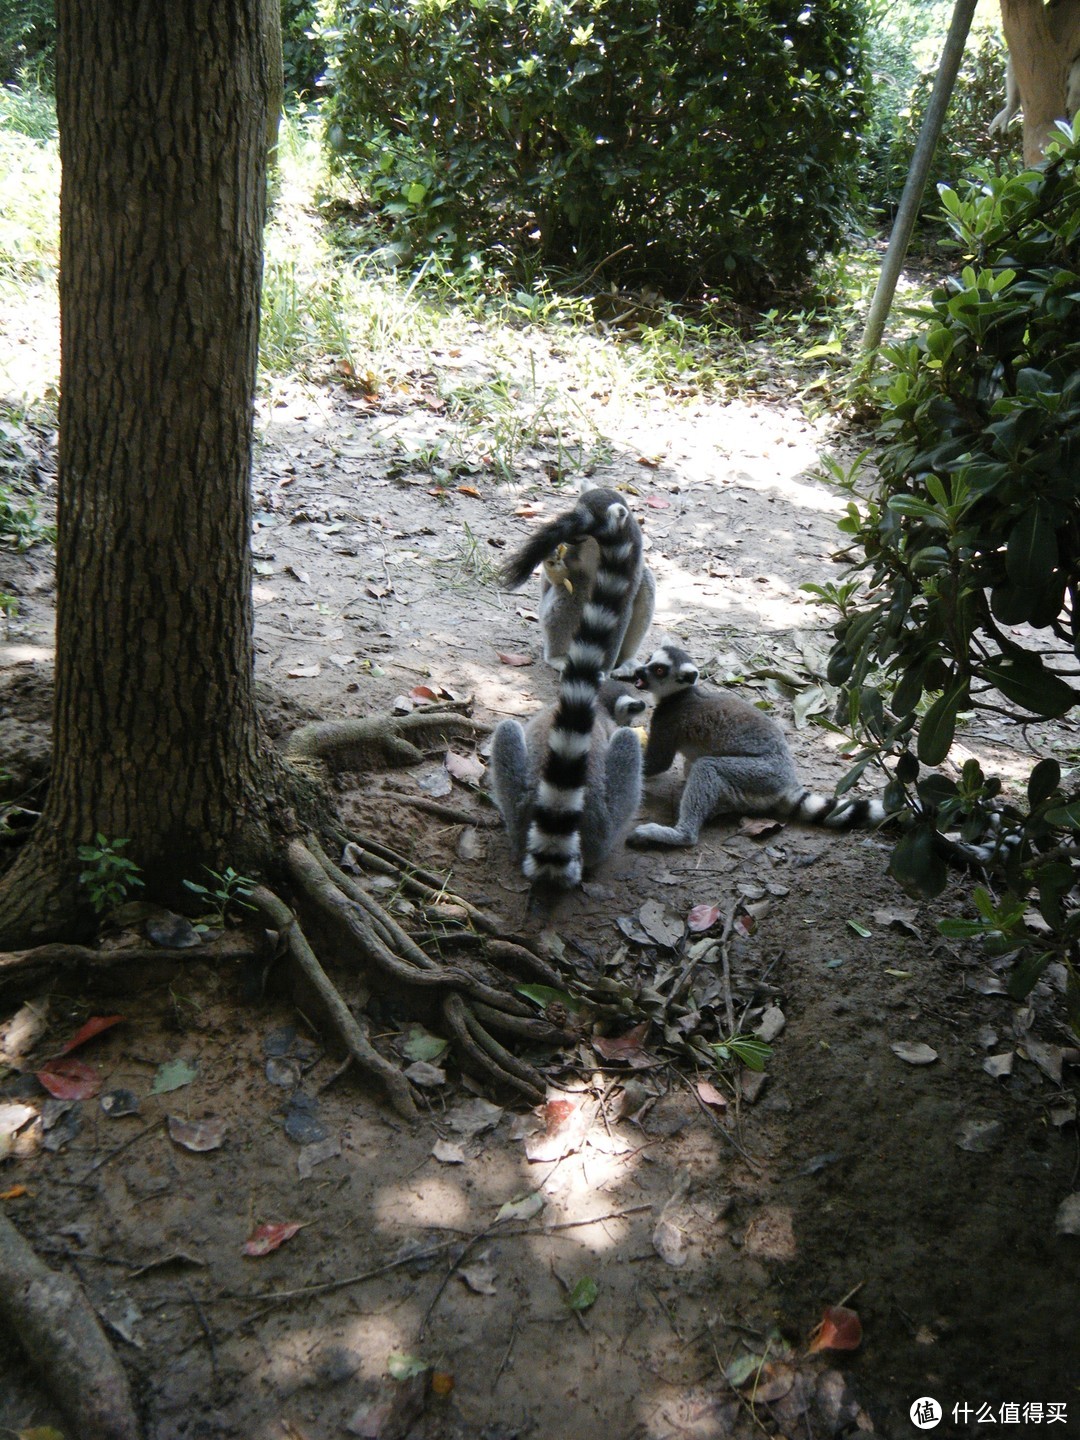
left=626, top=644, right=885, bottom=848
left=598, top=676, right=648, bottom=726
left=490, top=489, right=645, bottom=891
left=539, top=540, right=656, bottom=675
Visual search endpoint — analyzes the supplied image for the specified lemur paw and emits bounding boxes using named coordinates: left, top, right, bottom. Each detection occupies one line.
left=628, top=823, right=692, bottom=848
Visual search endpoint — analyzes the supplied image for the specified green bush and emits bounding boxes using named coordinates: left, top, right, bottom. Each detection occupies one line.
left=0, top=0, right=55, bottom=85
left=866, top=28, right=1014, bottom=223
left=814, top=126, right=1080, bottom=1028
left=319, top=0, right=868, bottom=299
left=282, top=0, right=327, bottom=98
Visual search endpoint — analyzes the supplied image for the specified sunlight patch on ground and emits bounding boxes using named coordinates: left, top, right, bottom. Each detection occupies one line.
left=373, top=1174, right=472, bottom=1230
left=0, top=281, right=58, bottom=410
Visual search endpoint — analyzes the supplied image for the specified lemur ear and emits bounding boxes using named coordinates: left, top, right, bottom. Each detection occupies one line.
left=676, top=664, right=698, bottom=686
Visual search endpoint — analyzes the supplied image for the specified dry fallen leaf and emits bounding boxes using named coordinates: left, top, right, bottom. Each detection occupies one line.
left=243, top=1221, right=303, bottom=1257
left=687, top=902, right=722, bottom=932
left=497, top=650, right=534, bottom=667
left=59, top=1014, right=125, bottom=1054
left=890, top=1041, right=938, bottom=1066
left=808, top=1304, right=863, bottom=1354
left=36, top=1057, right=101, bottom=1101
left=592, top=1020, right=653, bottom=1068
left=167, top=1115, right=227, bottom=1153
left=445, top=750, right=485, bottom=784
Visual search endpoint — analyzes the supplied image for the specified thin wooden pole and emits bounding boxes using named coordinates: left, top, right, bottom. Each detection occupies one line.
left=857, top=0, right=980, bottom=372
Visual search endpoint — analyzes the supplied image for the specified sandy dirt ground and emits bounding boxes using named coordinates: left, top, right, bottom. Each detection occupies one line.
left=1, top=333, right=1079, bottom=1440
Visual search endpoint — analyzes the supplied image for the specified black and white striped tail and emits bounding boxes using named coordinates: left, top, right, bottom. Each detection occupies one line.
left=523, top=493, right=640, bottom=888
left=785, top=790, right=886, bottom=830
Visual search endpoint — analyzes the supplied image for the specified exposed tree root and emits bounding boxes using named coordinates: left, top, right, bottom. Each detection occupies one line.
left=285, top=710, right=485, bottom=778
left=277, top=836, right=571, bottom=1102
left=0, top=698, right=574, bottom=1110
left=0, top=936, right=261, bottom=997
left=250, top=882, right=418, bottom=1121
left=0, top=1209, right=141, bottom=1440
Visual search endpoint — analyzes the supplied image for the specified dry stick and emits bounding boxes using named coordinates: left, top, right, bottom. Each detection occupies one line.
left=218, top=1204, right=655, bottom=1307
left=0, top=1210, right=141, bottom=1440
left=380, top=789, right=501, bottom=828
left=84, top=1117, right=165, bottom=1178
left=491, top=1319, right=519, bottom=1392
left=416, top=1230, right=489, bottom=1341
left=343, top=832, right=520, bottom=942
left=717, top=899, right=739, bottom=1039
left=250, top=881, right=416, bottom=1121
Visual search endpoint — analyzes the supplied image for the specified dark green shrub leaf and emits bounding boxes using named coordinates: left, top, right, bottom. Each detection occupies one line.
left=1045, top=799, right=1080, bottom=827
left=895, top=751, right=919, bottom=785
left=1006, top=950, right=1053, bottom=1002
left=980, top=651, right=1077, bottom=718
left=917, top=682, right=968, bottom=765
left=1028, top=758, right=1061, bottom=806
left=990, top=582, right=1032, bottom=626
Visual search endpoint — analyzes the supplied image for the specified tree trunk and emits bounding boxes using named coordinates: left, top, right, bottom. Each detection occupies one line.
left=0, top=1, right=281, bottom=946
left=1001, top=0, right=1080, bottom=164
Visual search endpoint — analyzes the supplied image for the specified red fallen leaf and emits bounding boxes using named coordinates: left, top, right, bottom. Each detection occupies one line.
left=36, top=1057, right=101, bottom=1100
left=524, top=1095, right=589, bottom=1161
left=733, top=913, right=757, bottom=939
left=687, top=903, right=721, bottom=932
left=409, top=684, right=442, bottom=703
left=243, top=1221, right=303, bottom=1257
left=514, top=504, right=543, bottom=518
left=456, top=485, right=482, bottom=498
left=593, top=1020, right=653, bottom=1067
left=807, top=1304, right=863, bottom=1354
left=60, top=1014, right=125, bottom=1054
left=645, top=493, right=670, bottom=506
left=497, top=651, right=534, bottom=667
left=543, top=1098, right=577, bottom=1133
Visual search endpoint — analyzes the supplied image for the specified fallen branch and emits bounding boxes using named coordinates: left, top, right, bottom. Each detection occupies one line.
left=0, top=1209, right=141, bottom=1440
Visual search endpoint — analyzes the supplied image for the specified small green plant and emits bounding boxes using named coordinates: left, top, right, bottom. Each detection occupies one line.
left=711, top=1034, right=773, bottom=1073
left=183, top=865, right=257, bottom=928
left=77, top=834, right=144, bottom=915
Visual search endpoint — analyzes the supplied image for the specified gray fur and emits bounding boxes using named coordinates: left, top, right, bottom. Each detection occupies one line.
left=491, top=487, right=646, bottom=892
left=490, top=710, right=642, bottom=872
left=627, top=644, right=885, bottom=849
left=539, top=540, right=656, bottom=675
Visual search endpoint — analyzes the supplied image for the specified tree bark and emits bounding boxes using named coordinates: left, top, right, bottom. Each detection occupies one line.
left=0, top=1, right=281, bottom=946
left=1001, top=0, right=1080, bottom=164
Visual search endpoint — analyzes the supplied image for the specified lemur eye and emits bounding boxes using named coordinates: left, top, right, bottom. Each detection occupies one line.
left=652, top=664, right=669, bottom=678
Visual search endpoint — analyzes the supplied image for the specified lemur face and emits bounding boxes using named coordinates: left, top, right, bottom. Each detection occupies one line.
left=633, top=647, right=699, bottom=699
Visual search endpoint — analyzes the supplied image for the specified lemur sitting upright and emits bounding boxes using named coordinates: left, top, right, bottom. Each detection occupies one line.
left=489, top=488, right=644, bottom=895
left=539, top=539, right=656, bottom=675
left=627, top=643, right=885, bottom=849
